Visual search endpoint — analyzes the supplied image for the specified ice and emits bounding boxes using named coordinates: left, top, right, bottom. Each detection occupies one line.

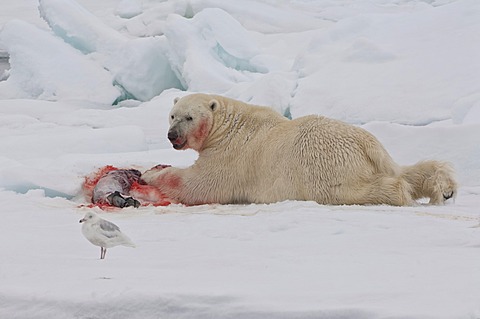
left=115, top=0, right=142, bottom=19
left=452, top=92, right=480, bottom=125
left=0, top=121, right=148, bottom=197
left=0, top=0, right=480, bottom=318
left=163, top=8, right=264, bottom=93
left=291, top=0, right=480, bottom=125
left=107, top=37, right=184, bottom=101
left=38, top=0, right=125, bottom=54
left=187, top=0, right=330, bottom=33
left=34, top=0, right=184, bottom=102
left=0, top=19, right=120, bottom=104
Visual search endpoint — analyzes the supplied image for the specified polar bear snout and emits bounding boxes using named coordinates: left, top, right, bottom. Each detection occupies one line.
left=167, top=129, right=187, bottom=150
left=167, top=130, right=178, bottom=142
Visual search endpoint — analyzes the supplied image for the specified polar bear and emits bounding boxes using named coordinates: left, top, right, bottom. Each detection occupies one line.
left=142, top=93, right=457, bottom=206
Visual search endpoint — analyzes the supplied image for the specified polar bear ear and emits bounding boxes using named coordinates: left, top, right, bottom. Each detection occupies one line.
left=173, top=97, right=180, bottom=104
left=209, top=99, right=218, bottom=111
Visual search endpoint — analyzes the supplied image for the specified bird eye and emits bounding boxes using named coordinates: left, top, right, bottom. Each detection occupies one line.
left=186, top=116, right=193, bottom=121
left=89, top=216, right=92, bottom=219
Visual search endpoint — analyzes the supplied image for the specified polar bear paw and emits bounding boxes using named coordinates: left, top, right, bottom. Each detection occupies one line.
left=427, top=169, right=457, bottom=205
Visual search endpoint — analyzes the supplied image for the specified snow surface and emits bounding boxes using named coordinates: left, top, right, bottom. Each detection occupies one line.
left=0, top=0, right=479, bottom=318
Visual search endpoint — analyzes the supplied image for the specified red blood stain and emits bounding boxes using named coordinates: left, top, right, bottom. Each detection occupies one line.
left=163, top=173, right=181, bottom=189
left=130, top=181, right=172, bottom=206
left=192, top=119, right=210, bottom=148
left=82, top=165, right=119, bottom=199
left=80, top=165, right=173, bottom=210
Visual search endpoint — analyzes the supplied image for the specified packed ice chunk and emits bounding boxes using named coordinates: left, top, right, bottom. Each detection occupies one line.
left=164, top=8, right=264, bottom=92
left=39, top=0, right=183, bottom=101
left=162, top=7, right=299, bottom=114
left=187, top=0, right=330, bottom=33
left=106, top=37, right=184, bottom=102
left=38, top=0, right=125, bottom=54
left=0, top=50, right=9, bottom=77
left=225, top=72, right=298, bottom=118
left=0, top=20, right=120, bottom=104
left=452, top=93, right=480, bottom=125
left=116, top=0, right=143, bottom=19
left=290, top=1, right=480, bottom=125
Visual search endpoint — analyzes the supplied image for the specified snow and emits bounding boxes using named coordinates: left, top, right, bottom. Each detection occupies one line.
left=0, top=0, right=479, bottom=318
left=115, top=0, right=142, bottom=19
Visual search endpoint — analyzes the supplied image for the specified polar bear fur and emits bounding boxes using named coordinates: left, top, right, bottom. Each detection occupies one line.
left=142, top=93, right=457, bottom=206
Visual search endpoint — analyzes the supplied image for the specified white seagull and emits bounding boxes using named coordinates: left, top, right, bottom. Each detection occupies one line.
left=79, top=211, right=135, bottom=259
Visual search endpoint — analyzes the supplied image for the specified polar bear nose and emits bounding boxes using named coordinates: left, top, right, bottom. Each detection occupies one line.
left=167, top=130, right=178, bottom=142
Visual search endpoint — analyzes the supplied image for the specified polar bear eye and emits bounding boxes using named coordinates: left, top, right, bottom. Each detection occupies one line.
left=170, top=115, right=174, bottom=120
left=186, top=116, right=193, bottom=121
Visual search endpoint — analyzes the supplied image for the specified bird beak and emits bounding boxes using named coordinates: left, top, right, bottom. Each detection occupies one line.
left=79, top=218, right=85, bottom=223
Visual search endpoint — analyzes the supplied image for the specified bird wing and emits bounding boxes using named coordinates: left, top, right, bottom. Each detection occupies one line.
left=98, top=219, right=121, bottom=238
left=90, top=219, right=135, bottom=248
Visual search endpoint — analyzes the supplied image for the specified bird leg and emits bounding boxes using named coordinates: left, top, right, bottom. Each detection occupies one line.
left=100, top=247, right=107, bottom=259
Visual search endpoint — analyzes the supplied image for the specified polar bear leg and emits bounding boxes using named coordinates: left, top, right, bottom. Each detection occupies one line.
left=342, top=175, right=413, bottom=206
left=401, top=160, right=457, bottom=205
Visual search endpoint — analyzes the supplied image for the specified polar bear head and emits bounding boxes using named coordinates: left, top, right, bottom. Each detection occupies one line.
left=167, top=94, right=218, bottom=152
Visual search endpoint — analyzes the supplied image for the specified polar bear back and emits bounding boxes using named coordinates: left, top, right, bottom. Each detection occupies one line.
left=247, top=115, right=398, bottom=204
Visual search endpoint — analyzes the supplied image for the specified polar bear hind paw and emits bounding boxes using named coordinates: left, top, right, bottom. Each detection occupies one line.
left=428, top=174, right=457, bottom=205
left=443, top=191, right=454, bottom=200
